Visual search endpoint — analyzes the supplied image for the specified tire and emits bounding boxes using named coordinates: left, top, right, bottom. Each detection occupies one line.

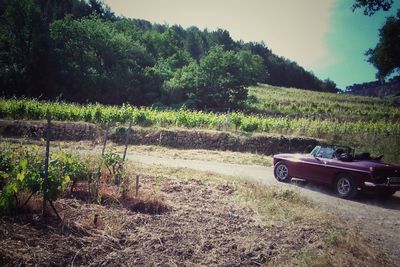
left=334, top=174, right=357, bottom=199
left=274, top=161, right=292, bottom=183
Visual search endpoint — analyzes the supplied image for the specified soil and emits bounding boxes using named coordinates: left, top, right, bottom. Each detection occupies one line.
left=0, top=138, right=398, bottom=266
left=299, top=183, right=400, bottom=266
left=0, top=176, right=332, bottom=267
left=125, top=152, right=400, bottom=266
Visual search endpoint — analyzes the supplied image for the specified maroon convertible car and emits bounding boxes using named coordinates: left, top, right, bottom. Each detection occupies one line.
left=273, top=145, right=400, bottom=198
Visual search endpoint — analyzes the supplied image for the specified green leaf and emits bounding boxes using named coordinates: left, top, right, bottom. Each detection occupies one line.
left=20, top=158, right=28, bottom=170
left=17, top=171, right=26, bottom=182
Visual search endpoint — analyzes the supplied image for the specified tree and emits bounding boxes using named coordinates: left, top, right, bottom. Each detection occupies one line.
left=352, top=0, right=393, bottom=15
left=164, top=46, right=264, bottom=109
left=210, top=29, right=237, bottom=51
left=50, top=15, right=156, bottom=105
left=0, top=0, right=50, bottom=97
left=366, top=11, right=400, bottom=78
left=353, top=0, right=399, bottom=79
left=321, top=79, right=338, bottom=93
left=184, top=26, right=206, bottom=61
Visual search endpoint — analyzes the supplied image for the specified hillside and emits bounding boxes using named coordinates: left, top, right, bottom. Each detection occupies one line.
left=247, top=84, right=399, bottom=121
left=0, top=0, right=336, bottom=110
left=246, top=84, right=400, bottom=162
left=1, top=84, right=399, bottom=163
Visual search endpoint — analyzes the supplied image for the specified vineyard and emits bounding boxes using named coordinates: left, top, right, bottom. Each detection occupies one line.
left=247, top=85, right=400, bottom=121
left=1, top=86, right=399, bottom=266
left=1, top=86, right=399, bottom=162
left=0, top=140, right=131, bottom=216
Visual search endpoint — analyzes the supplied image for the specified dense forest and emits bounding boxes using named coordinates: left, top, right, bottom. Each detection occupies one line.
left=0, top=0, right=338, bottom=109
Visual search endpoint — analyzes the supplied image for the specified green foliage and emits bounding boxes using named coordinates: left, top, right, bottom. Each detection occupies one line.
left=352, top=0, right=399, bottom=79
left=243, top=42, right=337, bottom=92
left=352, top=0, right=393, bottom=15
left=0, top=95, right=399, bottom=145
left=1, top=85, right=399, bottom=162
left=0, top=146, right=43, bottom=210
left=51, top=150, right=90, bottom=192
left=50, top=15, right=157, bottom=105
left=365, top=10, right=400, bottom=78
left=0, top=0, right=49, bottom=95
left=103, top=150, right=124, bottom=184
left=0, top=145, right=92, bottom=211
left=246, top=85, right=400, bottom=121
left=164, top=46, right=264, bottom=109
left=1, top=0, right=337, bottom=106
left=240, top=116, right=259, bottom=132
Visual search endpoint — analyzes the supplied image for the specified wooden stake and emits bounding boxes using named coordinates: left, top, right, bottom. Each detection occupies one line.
left=122, top=119, right=132, bottom=162
left=42, top=115, right=51, bottom=216
left=101, top=122, right=110, bottom=157
left=92, top=122, right=110, bottom=198
left=49, top=201, right=62, bottom=221
left=135, top=175, right=139, bottom=197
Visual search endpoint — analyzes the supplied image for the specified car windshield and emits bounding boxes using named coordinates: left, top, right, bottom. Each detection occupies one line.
left=310, top=145, right=353, bottom=159
left=310, top=146, right=334, bottom=158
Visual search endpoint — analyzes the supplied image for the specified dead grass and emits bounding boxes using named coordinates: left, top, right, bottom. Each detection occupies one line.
left=0, top=138, right=393, bottom=266
left=126, top=162, right=391, bottom=266
left=1, top=137, right=273, bottom=167
left=121, top=193, right=169, bottom=214
left=125, top=144, right=273, bottom=166
left=236, top=179, right=390, bottom=267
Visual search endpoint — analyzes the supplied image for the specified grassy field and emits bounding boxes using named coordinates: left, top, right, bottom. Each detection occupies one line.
left=1, top=85, right=399, bottom=162
left=247, top=84, right=400, bottom=121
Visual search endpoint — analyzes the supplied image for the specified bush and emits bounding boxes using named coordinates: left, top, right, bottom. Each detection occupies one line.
left=0, top=146, right=92, bottom=212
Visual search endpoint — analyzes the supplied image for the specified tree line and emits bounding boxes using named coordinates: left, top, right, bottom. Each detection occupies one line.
left=0, top=0, right=338, bottom=110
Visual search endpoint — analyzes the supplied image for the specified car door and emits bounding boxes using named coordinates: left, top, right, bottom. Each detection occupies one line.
left=313, top=158, right=337, bottom=185
left=294, top=154, right=327, bottom=182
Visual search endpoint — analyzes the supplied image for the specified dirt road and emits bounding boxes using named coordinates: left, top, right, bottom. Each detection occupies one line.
left=127, top=153, right=400, bottom=265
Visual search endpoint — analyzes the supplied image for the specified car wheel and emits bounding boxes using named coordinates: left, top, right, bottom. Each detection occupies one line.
left=274, top=161, right=292, bottom=183
left=334, top=174, right=357, bottom=199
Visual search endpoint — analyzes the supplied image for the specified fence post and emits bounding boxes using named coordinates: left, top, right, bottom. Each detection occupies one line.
left=122, top=119, right=132, bottom=162
left=101, top=122, right=110, bottom=157
left=42, top=115, right=51, bottom=216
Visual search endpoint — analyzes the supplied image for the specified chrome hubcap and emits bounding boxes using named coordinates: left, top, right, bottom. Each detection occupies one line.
left=337, top=177, right=351, bottom=195
left=276, top=164, right=288, bottom=180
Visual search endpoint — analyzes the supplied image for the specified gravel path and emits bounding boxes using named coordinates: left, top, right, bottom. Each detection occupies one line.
left=127, top=152, right=400, bottom=265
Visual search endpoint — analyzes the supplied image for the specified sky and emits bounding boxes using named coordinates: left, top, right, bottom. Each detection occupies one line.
left=103, top=0, right=400, bottom=90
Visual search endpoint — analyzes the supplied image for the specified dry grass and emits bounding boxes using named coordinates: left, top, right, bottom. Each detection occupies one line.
left=2, top=137, right=273, bottom=166
left=236, top=180, right=389, bottom=267
left=125, top=144, right=273, bottom=166
left=0, top=138, right=393, bottom=266
left=126, top=162, right=391, bottom=266
left=121, top=193, right=169, bottom=214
